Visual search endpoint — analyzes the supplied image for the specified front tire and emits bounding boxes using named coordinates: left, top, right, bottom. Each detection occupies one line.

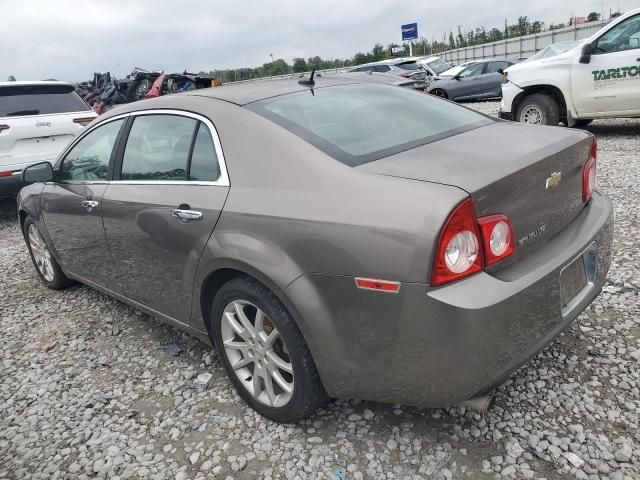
left=23, top=217, right=74, bottom=290
left=516, top=93, right=560, bottom=126
left=209, top=276, right=328, bottom=423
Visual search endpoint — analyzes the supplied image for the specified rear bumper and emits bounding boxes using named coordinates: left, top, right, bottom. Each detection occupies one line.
left=0, top=171, right=24, bottom=196
left=286, top=191, right=613, bottom=406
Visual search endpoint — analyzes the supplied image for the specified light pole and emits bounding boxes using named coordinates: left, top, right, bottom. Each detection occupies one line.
left=269, top=53, right=274, bottom=77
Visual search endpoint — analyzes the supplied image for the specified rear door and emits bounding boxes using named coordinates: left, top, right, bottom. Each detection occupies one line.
left=102, top=111, right=229, bottom=323
left=0, top=84, right=95, bottom=174
left=41, top=117, right=125, bottom=293
left=450, top=62, right=485, bottom=99
left=481, top=61, right=511, bottom=97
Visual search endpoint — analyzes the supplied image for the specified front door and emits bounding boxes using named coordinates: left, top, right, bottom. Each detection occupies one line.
left=102, top=112, right=229, bottom=323
left=572, top=13, right=640, bottom=116
left=41, top=118, right=125, bottom=293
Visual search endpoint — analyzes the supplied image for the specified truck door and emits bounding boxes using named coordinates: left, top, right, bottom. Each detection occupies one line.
left=572, top=13, right=640, bottom=116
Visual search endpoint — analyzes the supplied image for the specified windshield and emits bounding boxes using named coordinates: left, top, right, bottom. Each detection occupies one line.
left=526, top=41, right=582, bottom=61
left=249, top=84, right=491, bottom=166
left=0, top=84, right=90, bottom=117
left=425, top=58, right=451, bottom=74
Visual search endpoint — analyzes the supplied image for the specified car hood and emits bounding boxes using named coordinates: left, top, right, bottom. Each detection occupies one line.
left=505, top=45, right=582, bottom=74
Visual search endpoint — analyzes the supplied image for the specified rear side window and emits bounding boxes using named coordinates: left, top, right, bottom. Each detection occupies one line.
left=0, top=84, right=91, bottom=117
left=189, top=124, right=220, bottom=181
left=250, top=84, right=491, bottom=166
left=119, top=114, right=221, bottom=182
left=60, top=119, right=124, bottom=181
left=486, top=61, right=511, bottom=73
left=121, top=115, right=197, bottom=181
left=372, top=65, right=391, bottom=73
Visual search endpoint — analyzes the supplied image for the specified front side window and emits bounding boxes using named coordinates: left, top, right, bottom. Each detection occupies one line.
left=121, top=115, right=197, bottom=181
left=372, top=65, right=391, bottom=73
left=250, top=83, right=491, bottom=166
left=459, top=63, right=485, bottom=78
left=596, top=14, right=640, bottom=53
left=60, top=119, right=124, bottom=181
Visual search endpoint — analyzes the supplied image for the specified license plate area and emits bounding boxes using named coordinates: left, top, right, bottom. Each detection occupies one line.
left=560, top=242, right=597, bottom=317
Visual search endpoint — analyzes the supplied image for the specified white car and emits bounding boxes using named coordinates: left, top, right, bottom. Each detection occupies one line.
left=415, top=56, right=453, bottom=79
left=500, top=8, right=640, bottom=126
left=0, top=81, right=96, bottom=195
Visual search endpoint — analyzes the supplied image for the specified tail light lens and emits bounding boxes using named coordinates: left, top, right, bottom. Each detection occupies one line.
left=478, top=215, right=516, bottom=266
left=0, top=124, right=10, bottom=133
left=432, top=199, right=516, bottom=287
left=582, top=138, right=597, bottom=202
left=73, top=117, right=95, bottom=126
left=432, top=198, right=483, bottom=286
left=0, top=170, right=17, bottom=177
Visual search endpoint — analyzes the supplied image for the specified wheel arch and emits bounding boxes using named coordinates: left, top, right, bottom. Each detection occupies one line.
left=513, top=85, right=568, bottom=123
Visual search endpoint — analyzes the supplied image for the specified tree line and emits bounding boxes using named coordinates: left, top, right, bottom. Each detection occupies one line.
left=200, top=10, right=621, bottom=83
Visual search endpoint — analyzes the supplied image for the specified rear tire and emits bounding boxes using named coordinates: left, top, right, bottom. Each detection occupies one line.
left=516, top=93, right=560, bottom=126
left=23, top=217, right=74, bottom=290
left=431, top=88, right=448, bottom=99
left=209, top=275, right=328, bottom=423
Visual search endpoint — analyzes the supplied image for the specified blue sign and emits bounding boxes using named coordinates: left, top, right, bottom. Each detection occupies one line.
left=402, top=23, right=418, bottom=41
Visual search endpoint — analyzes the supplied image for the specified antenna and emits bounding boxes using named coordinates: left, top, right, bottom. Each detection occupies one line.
left=298, top=68, right=316, bottom=86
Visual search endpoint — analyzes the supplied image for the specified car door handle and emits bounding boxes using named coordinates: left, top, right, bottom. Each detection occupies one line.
left=172, top=209, right=203, bottom=222
left=81, top=200, right=99, bottom=212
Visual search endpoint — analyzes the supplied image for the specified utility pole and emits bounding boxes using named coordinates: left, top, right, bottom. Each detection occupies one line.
left=269, top=53, right=274, bottom=77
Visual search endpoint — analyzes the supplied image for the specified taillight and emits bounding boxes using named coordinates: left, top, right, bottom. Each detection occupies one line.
left=478, top=214, right=515, bottom=266
left=582, top=138, right=597, bottom=202
left=432, top=199, right=517, bottom=286
left=0, top=170, right=17, bottom=177
left=432, top=198, right=484, bottom=286
left=0, top=124, right=10, bottom=133
left=73, top=117, right=95, bottom=126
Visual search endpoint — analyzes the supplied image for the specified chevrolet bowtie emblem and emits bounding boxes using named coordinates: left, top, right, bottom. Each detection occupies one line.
left=546, top=172, right=562, bottom=189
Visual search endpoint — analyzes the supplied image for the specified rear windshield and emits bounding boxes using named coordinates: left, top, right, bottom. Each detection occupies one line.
left=396, top=61, right=420, bottom=70
left=0, top=84, right=90, bottom=117
left=425, top=58, right=451, bottom=74
left=249, top=84, right=491, bottom=166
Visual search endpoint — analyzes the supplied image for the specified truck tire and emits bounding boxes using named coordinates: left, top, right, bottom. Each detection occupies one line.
left=516, top=93, right=560, bottom=126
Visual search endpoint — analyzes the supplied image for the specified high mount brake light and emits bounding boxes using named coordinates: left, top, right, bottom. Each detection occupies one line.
left=432, top=199, right=516, bottom=287
left=582, top=138, right=597, bottom=203
left=73, top=117, right=95, bottom=126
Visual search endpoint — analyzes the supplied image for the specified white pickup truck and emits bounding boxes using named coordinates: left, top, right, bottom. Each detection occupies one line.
left=0, top=81, right=96, bottom=195
left=500, top=8, right=640, bottom=126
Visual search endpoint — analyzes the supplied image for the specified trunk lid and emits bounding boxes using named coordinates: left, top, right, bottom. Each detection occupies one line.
left=359, top=121, right=593, bottom=269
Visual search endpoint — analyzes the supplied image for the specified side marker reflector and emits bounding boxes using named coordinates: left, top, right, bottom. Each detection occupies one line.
left=355, top=277, right=400, bottom=293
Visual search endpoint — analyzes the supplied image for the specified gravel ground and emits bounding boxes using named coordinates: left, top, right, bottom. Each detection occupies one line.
left=1, top=102, right=638, bottom=480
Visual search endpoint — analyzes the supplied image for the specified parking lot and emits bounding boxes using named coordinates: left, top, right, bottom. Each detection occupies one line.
left=0, top=101, right=638, bottom=479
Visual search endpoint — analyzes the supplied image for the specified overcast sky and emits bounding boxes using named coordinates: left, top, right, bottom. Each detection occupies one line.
left=1, top=0, right=637, bottom=82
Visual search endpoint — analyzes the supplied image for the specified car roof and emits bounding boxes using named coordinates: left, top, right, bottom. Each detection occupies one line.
left=0, top=80, right=73, bottom=87
left=184, top=75, right=373, bottom=106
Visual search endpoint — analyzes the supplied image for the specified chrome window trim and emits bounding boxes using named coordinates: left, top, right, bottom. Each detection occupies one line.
left=115, top=109, right=230, bottom=187
left=54, top=109, right=230, bottom=187
left=56, top=113, right=131, bottom=184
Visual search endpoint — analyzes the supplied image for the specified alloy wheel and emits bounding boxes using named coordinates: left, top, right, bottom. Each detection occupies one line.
left=520, top=105, right=544, bottom=124
left=221, top=300, right=294, bottom=407
left=28, top=224, right=54, bottom=282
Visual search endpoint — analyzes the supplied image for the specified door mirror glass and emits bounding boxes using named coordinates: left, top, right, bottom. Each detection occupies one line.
left=22, top=161, right=53, bottom=184
left=579, top=43, right=593, bottom=64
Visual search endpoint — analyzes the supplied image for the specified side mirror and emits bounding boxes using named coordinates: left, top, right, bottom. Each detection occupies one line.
left=579, top=43, right=594, bottom=64
left=22, top=162, right=54, bottom=184
left=453, top=74, right=460, bottom=80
